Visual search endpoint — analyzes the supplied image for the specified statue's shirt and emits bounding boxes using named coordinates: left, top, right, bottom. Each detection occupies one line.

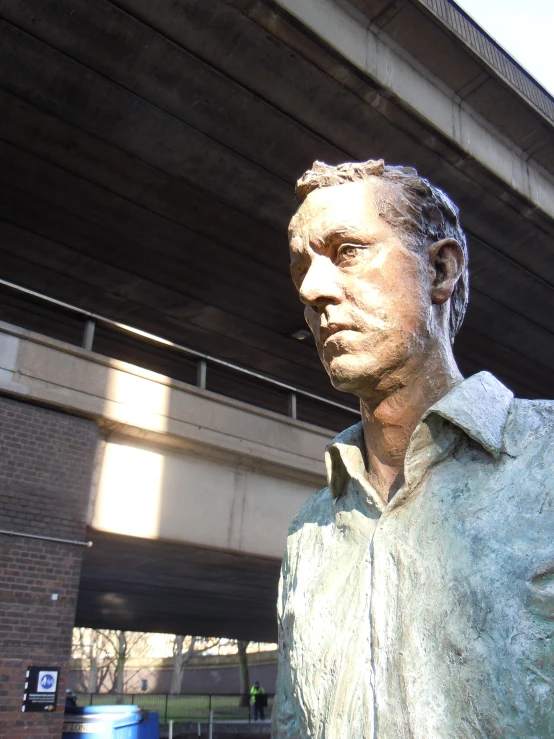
left=273, top=372, right=554, bottom=739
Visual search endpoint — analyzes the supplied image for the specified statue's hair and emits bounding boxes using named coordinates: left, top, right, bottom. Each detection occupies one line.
left=296, top=159, right=469, bottom=342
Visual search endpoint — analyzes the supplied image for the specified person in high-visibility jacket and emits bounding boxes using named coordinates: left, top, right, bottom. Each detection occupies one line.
left=250, top=680, right=266, bottom=721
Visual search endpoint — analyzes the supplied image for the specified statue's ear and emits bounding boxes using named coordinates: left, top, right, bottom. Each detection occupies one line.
left=428, top=239, right=464, bottom=305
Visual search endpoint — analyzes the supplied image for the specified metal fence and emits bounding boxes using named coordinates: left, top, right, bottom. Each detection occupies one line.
left=75, top=693, right=274, bottom=723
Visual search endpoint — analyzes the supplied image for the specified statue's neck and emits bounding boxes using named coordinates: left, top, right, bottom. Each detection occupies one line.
left=360, top=353, right=462, bottom=504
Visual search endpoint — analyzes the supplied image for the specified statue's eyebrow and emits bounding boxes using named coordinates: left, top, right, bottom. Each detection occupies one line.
left=312, top=227, right=375, bottom=250
left=311, top=227, right=348, bottom=248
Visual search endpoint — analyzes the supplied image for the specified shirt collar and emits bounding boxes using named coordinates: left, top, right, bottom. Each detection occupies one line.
left=325, top=422, right=368, bottom=503
left=423, top=371, right=513, bottom=459
left=325, top=371, right=514, bottom=499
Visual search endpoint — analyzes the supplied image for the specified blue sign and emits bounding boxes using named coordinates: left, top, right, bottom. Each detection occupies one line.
left=40, top=673, right=56, bottom=690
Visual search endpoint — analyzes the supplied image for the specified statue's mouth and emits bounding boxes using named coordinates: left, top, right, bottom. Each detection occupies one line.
left=320, top=324, right=355, bottom=344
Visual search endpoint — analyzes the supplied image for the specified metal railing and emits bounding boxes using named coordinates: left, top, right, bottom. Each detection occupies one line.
left=0, top=278, right=359, bottom=422
left=75, top=692, right=274, bottom=724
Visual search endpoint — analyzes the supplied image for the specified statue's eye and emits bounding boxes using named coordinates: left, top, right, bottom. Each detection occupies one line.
left=337, top=244, right=363, bottom=263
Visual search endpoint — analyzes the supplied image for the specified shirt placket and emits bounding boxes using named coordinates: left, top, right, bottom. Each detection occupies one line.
left=365, top=418, right=459, bottom=736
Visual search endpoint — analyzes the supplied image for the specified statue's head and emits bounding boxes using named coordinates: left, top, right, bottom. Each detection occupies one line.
left=289, top=159, right=468, bottom=398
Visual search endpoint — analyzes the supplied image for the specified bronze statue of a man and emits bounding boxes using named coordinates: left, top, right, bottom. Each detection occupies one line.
left=273, top=160, right=553, bottom=738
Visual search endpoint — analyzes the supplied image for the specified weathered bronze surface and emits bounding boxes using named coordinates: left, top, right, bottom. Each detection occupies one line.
left=273, top=160, right=553, bottom=738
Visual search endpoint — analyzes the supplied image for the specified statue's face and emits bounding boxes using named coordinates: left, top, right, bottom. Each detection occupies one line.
left=289, top=180, right=432, bottom=396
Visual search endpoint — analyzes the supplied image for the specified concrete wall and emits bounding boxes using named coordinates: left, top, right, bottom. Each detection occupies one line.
left=91, top=434, right=318, bottom=559
left=69, top=658, right=278, bottom=695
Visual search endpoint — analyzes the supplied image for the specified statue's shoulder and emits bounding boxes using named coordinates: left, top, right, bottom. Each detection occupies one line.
left=506, top=397, right=554, bottom=456
left=509, top=397, right=554, bottom=424
left=288, top=486, right=334, bottom=537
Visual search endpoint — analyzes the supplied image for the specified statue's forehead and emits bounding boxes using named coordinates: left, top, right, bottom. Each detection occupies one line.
left=289, top=181, right=383, bottom=243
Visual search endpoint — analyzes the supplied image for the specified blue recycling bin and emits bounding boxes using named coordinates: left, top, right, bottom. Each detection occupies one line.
left=63, top=705, right=159, bottom=739
left=137, top=711, right=159, bottom=739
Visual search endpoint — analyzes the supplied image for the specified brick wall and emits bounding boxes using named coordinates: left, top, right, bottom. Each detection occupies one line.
left=0, top=396, right=98, bottom=739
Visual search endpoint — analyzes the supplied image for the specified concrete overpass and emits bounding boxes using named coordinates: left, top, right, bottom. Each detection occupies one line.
left=1, top=318, right=333, bottom=641
left=1, top=1, right=553, bottom=734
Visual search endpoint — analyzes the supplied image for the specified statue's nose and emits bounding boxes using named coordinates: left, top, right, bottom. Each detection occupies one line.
left=299, top=256, right=343, bottom=310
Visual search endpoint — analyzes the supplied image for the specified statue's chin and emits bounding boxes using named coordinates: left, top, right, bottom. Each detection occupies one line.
left=325, top=356, right=374, bottom=396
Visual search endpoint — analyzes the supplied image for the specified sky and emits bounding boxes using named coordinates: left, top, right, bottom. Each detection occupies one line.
left=454, top=0, right=554, bottom=96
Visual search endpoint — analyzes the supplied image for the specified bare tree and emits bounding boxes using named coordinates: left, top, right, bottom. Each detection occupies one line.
left=110, top=631, right=152, bottom=695
left=72, top=628, right=90, bottom=693
left=169, top=636, right=222, bottom=695
left=72, top=629, right=152, bottom=694
left=170, top=636, right=195, bottom=695
left=72, top=629, right=238, bottom=696
left=113, top=631, right=127, bottom=696
left=88, top=639, right=98, bottom=693
left=72, top=628, right=116, bottom=693
left=237, top=640, right=250, bottom=703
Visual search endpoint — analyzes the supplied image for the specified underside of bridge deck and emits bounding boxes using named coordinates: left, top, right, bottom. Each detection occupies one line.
left=0, top=0, right=553, bottom=407
left=77, top=530, right=281, bottom=642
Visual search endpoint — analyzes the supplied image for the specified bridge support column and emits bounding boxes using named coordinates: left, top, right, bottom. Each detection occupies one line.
left=0, top=396, right=98, bottom=739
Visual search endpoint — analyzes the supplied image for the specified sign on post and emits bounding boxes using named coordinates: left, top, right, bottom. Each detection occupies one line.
left=22, top=666, right=60, bottom=712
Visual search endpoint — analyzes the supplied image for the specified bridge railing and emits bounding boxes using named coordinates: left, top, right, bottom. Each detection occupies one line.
left=75, top=692, right=275, bottom=723
left=0, top=278, right=359, bottom=428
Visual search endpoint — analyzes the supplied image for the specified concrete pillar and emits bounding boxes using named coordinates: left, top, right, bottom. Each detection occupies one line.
left=0, top=396, right=98, bottom=739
